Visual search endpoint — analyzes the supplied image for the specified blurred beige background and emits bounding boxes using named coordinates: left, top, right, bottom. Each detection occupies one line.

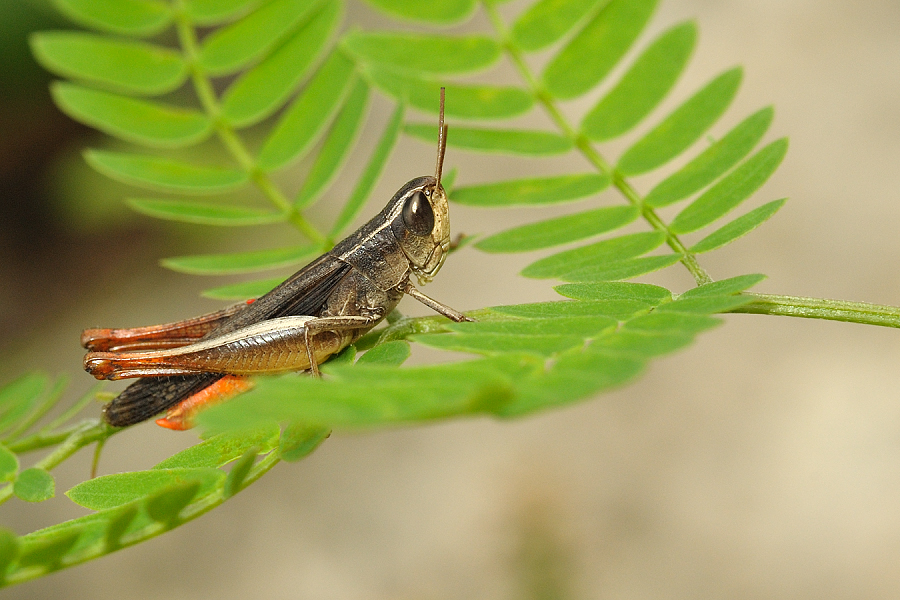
left=2, top=0, right=900, bottom=598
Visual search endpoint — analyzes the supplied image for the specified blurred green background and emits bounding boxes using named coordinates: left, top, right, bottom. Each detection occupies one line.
left=2, top=0, right=900, bottom=598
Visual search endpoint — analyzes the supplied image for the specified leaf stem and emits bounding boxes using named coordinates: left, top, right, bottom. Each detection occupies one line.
left=171, top=4, right=326, bottom=246
left=730, top=293, right=900, bottom=327
left=32, top=422, right=112, bottom=472
left=0, top=420, right=114, bottom=506
left=483, top=2, right=711, bottom=285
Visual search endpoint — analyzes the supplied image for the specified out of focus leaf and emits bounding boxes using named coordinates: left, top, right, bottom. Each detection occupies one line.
left=452, top=174, right=609, bottom=207
left=511, top=0, right=606, bottom=52
left=405, top=124, right=573, bottom=156
left=14, top=468, right=55, bottom=503
left=361, top=0, right=476, bottom=24
left=52, top=83, right=211, bottom=148
left=162, top=245, right=318, bottom=275
left=365, top=67, right=533, bottom=119
left=199, top=0, right=325, bottom=76
left=30, top=32, right=187, bottom=95
left=85, top=150, right=248, bottom=194
left=343, top=32, right=499, bottom=74
left=127, top=199, right=283, bottom=226
left=51, top=0, right=173, bottom=36
left=221, top=0, right=341, bottom=127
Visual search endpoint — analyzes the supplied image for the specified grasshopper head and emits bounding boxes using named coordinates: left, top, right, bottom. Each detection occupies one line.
left=391, top=175, right=450, bottom=285
left=392, top=87, right=450, bottom=285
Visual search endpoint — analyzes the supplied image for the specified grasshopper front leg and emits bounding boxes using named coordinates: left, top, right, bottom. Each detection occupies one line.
left=399, top=280, right=473, bottom=323
left=84, top=314, right=383, bottom=380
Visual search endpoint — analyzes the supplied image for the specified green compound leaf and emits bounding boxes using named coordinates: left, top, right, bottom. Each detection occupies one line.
left=67, top=468, right=224, bottom=510
left=690, top=198, right=787, bottom=254
left=0, top=372, right=49, bottom=436
left=221, top=0, right=341, bottom=128
left=554, top=280, right=672, bottom=303
left=17, top=532, right=80, bottom=570
left=198, top=0, right=325, bottom=76
left=617, top=67, right=743, bottom=175
left=154, top=425, right=280, bottom=470
left=591, top=327, right=695, bottom=359
left=679, top=274, right=765, bottom=298
left=644, top=107, right=774, bottom=208
left=343, top=32, right=499, bottom=75
left=560, top=253, right=681, bottom=282
left=493, top=299, right=649, bottom=320
left=475, top=205, right=638, bottom=253
left=52, top=83, right=212, bottom=148
left=202, top=277, right=285, bottom=300
left=656, top=294, right=754, bottom=315
left=257, top=51, right=356, bottom=171
left=279, top=424, right=330, bottom=462
left=361, top=0, right=476, bottom=24
left=521, top=231, right=665, bottom=279
left=0, top=528, right=18, bottom=578
left=511, top=0, right=606, bottom=53
left=198, top=278, right=735, bottom=429
left=295, top=79, right=370, bottom=210
left=405, top=124, right=573, bottom=156
left=104, top=504, right=140, bottom=549
left=542, top=0, right=658, bottom=99
left=162, top=245, right=318, bottom=275
left=452, top=174, right=609, bottom=207
left=329, top=102, right=404, bottom=238
left=0, top=446, right=18, bottom=482
left=582, top=21, right=696, bottom=141
left=14, top=468, right=55, bottom=503
left=85, top=150, right=248, bottom=194
left=670, top=138, right=788, bottom=234
left=223, top=449, right=257, bottom=498
left=626, top=311, right=721, bottom=336
left=357, top=341, right=411, bottom=367
left=127, top=199, right=284, bottom=226
left=500, top=348, right=645, bottom=416
left=30, top=32, right=187, bottom=96
left=365, top=67, right=533, bottom=119
left=51, top=0, right=172, bottom=37
left=416, top=316, right=618, bottom=357
left=145, top=481, right=203, bottom=524
left=183, top=0, right=259, bottom=25
left=199, top=356, right=530, bottom=428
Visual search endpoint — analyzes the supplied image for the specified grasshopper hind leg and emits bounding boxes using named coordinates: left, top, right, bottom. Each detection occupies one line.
left=103, top=374, right=223, bottom=428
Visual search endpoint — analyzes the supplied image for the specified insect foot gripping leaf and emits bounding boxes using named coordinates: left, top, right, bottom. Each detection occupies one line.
left=82, top=89, right=470, bottom=429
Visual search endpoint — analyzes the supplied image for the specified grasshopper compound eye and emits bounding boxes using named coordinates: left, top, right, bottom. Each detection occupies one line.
left=402, top=190, right=435, bottom=236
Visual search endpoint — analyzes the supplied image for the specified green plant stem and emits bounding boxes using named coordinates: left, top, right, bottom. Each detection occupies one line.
left=6, top=420, right=102, bottom=454
left=483, top=2, right=711, bottom=286
left=730, top=293, right=900, bottom=327
left=32, top=422, right=112, bottom=472
left=0, top=421, right=114, bottom=505
left=171, top=4, right=326, bottom=246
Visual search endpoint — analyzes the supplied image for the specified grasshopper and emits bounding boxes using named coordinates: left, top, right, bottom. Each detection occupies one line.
left=82, top=90, right=470, bottom=429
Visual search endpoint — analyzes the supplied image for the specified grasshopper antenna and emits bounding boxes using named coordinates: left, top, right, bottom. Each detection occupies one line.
left=434, top=87, right=447, bottom=190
